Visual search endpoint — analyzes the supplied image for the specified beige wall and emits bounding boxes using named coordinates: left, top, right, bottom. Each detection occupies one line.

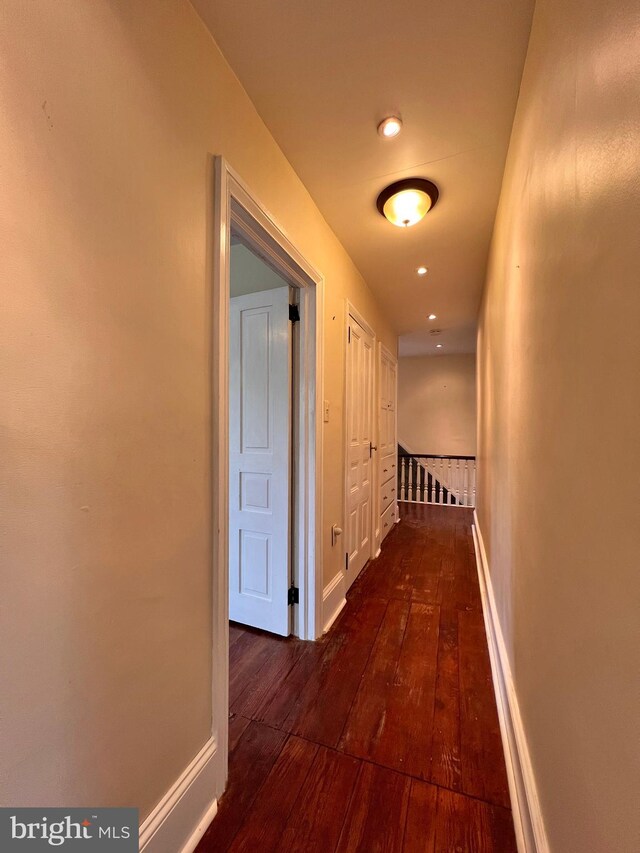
left=398, top=354, right=476, bottom=456
left=0, top=1, right=396, bottom=817
left=477, top=0, right=640, bottom=851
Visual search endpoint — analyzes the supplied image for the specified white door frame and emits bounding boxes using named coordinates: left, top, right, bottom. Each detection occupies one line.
left=212, top=156, right=324, bottom=794
left=343, top=300, right=377, bottom=583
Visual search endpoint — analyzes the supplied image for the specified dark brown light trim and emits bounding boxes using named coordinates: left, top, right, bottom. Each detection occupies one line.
left=376, top=178, right=440, bottom=218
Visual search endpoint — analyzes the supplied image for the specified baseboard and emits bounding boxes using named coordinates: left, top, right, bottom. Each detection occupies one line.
left=472, top=513, right=549, bottom=853
left=139, top=737, right=218, bottom=853
left=322, top=571, right=347, bottom=634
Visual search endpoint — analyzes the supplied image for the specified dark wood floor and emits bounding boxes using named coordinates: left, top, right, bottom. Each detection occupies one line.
left=197, top=503, right=515, bottom=852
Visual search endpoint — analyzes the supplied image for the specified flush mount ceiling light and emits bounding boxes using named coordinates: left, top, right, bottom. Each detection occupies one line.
left=436, top=343, right=443, bottom=348
left=428, top=313, right=437, bottom=320
left=417, top=266, right=428, bottom=276
left=377, top=116, right=403, bottom=138
left=377, top=178, right=439, bottom=227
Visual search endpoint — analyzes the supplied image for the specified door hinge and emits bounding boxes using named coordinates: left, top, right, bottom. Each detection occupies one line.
left=289, top=304, right=300, bottom=323
left=348, top=326, right=351, bottom=343
left=345, top=552, right=349, bottom=571
left=288, top=585, right=299, bottom=606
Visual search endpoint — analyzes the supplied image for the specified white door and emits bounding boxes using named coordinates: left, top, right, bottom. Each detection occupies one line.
left=345, top=314, right=374, bottom=586
left=378, top=349, right=397, bottom=459
left=229, top=286, right=291, bottom=635
left=378, top=351, right=392, bottom=458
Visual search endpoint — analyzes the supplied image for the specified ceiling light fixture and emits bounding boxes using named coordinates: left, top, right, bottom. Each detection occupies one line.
left=377, top=178, right=439, bottom=227
left=377, top=116, right=402, bottom=138
left=417, top=266, right=428, bottom=276
left=428, top=314, right=437, bottom=320
left=436, top=343, right=443, bottom=348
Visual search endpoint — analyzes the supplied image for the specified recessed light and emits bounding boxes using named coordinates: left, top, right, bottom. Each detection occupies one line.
left=436, top=343, right=443, bottom=348
left=377, top=116, right=402, bottom=138
left=417, top=266, right=428, bottom=276
left=376, top=178, right=440, bottom=227
left=428, top=313, right=437, bottom=320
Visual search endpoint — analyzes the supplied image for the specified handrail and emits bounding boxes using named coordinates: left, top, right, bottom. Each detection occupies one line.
left=398, top=453, right=476, bottom=461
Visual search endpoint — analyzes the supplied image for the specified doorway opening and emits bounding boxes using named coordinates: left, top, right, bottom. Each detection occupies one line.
left=211, top=157, right=323, bottom=795
left=228, top=229, right=297, bottom=636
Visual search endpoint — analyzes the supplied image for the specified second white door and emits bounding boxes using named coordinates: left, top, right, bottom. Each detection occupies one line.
left=229, top=286, right=291, bottom=636
left=345, top=314, right=374, bottom=587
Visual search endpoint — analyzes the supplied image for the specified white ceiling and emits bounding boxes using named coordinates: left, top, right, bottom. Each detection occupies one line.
left=193, top=0, right=534, bottom=355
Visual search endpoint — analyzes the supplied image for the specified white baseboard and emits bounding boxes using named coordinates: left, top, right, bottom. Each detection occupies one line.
left=472, top=513, right=549, bottom=853
left=322, top=571, right=347, bottom=634
left=140, top=737, right=218, bottom=853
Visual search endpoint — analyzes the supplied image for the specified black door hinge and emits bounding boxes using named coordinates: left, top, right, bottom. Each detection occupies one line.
left=288, top=585, right=299, bottom=606
left=345, top=552, right=349, bottom=571
left=348, top=326, right=351, bottom=343
left=289, top=304, right=300, bottom=323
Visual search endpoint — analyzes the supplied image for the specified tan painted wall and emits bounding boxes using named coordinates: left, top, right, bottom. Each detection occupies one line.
left=0, top=1, right=396, bottom=817
left=398, top=354, right=476, bottom=456
left=476, top=0, right=640, bottom=850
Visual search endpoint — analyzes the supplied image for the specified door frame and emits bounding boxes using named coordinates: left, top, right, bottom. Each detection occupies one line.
left=343, top=300, right=377, bottom=588
left=212, top=156, right=324, bottom=793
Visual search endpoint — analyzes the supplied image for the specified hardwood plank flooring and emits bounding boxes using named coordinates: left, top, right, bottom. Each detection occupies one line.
left=197, top=721, right=287, bottom=851
left=338, top=598, right=410, bottom=760
left=430, top=607, right=462, bottom=791
left=231, top=631, right=306, bottom=720
left=197, top=503, right=516, bottom=852
left=278, top=748, right=361, bottom=853
left=458, top=609, right=511, bottom=808
left=403, top=779, right=438, bottom=852
left=434, top=788, right=517, bottom=853
left=335, top=762, right=411, bottom=853
left=226, top=736, right=318, bottom=853
left=362, top=601, right=440, bottom=780
left=283, top=595, right=388, bottom=748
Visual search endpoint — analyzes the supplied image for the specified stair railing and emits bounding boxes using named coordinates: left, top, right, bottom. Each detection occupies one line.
left=398, top=453, right=476, bottom=507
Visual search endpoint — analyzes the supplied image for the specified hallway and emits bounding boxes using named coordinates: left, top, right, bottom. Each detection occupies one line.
left=197, top=504, right=515, bottom=852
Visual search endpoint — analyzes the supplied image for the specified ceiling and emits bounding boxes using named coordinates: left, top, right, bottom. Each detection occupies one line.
left=193, top=0, right=534, bottom=355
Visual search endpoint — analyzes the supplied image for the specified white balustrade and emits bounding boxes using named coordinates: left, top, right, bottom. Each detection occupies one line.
left=397, top=454, right=476, bottom=507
